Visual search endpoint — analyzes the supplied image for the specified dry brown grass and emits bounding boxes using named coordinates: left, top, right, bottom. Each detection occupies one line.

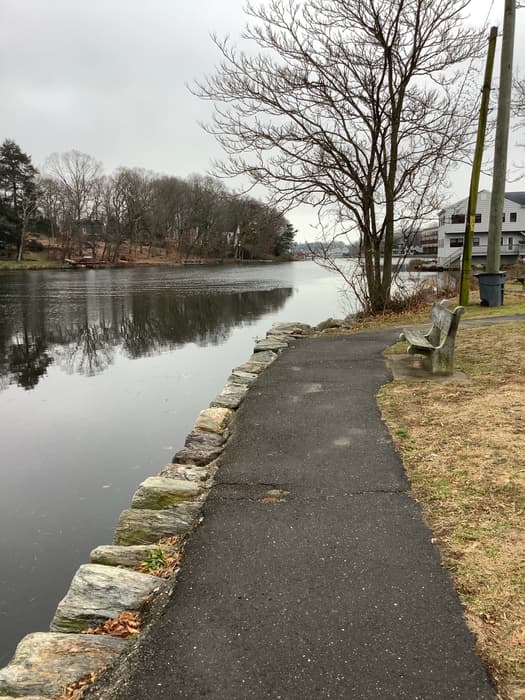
left=378, top=322, right=525, bottom=699
left=335, top=284, right=525, bottom=334
left=137, top=535, right=183, bottom=578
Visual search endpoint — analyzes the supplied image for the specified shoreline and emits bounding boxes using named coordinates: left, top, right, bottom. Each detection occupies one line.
left=0, top=257, right=295, bottom=272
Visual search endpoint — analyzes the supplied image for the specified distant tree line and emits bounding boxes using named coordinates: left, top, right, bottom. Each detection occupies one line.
left=0, top=140, right=296, bottom=262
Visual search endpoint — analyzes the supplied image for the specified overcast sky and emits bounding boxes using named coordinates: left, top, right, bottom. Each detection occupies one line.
left=1, top=0, right=525, bottom=239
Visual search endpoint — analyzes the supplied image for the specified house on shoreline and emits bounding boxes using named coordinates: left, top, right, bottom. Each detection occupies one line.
left=437, top=190, right=525, bottom=267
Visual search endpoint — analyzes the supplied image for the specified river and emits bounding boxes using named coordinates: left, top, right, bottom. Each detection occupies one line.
left=0, top=261, right=364, bottom=664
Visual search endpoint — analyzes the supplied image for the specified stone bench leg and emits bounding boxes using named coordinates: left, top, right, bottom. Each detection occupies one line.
left=432, top=348, right=454, bottom=375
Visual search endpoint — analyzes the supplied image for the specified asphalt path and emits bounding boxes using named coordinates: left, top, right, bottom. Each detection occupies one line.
left=89, top=331, right=495, bottom=699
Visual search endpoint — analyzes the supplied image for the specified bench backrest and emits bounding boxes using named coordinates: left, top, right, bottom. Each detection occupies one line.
left=428, top=300, right=464, bottom=346
left=431, top=301, right=454, bottom=333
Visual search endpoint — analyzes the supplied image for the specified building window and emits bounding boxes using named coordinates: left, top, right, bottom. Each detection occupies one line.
left=510, top=212, right=517, bottom=222
left=502, top=213, right=506, bottom=222
left=473, top=237, right=480, bottom=247
left=450, top=237, right=463, bottom=248
left=508, top=237, right=514, bottom=250
left=475, top=213, right=482, bottom=223
left=451, top=214, right=465, bottom=224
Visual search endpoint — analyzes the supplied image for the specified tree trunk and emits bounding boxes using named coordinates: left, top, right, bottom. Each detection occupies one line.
left=17, top=228, right=25, bottom=262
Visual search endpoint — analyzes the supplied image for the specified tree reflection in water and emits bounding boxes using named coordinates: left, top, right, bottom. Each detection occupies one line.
left=0, top=277, right=292, bottom=390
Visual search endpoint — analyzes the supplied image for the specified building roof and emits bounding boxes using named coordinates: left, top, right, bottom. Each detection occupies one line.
left=503, top=191, right=525, bottom=206
left=440, top=190, right=525, bottom=213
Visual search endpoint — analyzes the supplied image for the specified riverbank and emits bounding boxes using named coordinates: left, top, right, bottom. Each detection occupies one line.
left=0, top=245, right=294, bottom=272
left=0, top=259, right=68, bottom=270
left=0, top=257, right=294, bottom=272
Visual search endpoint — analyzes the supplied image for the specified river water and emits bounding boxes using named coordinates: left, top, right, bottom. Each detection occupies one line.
left=0, top=261, right=362, bottom=664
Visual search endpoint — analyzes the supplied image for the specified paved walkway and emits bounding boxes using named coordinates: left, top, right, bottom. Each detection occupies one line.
left=91, top=330, right=494, bottom=699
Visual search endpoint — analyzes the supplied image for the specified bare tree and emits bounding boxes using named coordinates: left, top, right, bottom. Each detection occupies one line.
left=195, top=0, right=485, bottom=312
left=117, top=168, right=154, bottom=258
left=150, top=176, right=192, bottom=257
left=512, top=76, right=525, bottom=133
left=44, top=150, right=102, bottom=256
left=38, top=176, right=63, bottom=245
left=185, top=175, right=228, bottom=257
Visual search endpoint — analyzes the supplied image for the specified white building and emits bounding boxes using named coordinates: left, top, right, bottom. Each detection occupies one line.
left=437, top=190, right=525, bottom=266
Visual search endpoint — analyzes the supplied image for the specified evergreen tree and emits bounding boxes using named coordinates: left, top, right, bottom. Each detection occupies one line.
left=275, top=222, right=297, bottom=257
left=0, top=139, right=38, bottom=260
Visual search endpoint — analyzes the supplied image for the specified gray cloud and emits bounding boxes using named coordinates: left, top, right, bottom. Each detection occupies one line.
left=0, top=0, right=241, bottom=172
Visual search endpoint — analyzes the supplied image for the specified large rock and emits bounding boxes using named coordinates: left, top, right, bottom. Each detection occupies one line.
left=90, top=543, right=179, bottom=569
left=234, top=360, right=271, bottom=375
left=194, top=407, right=234, bottom=434
left=316, top=317, right=351, bottom=331
left=50, top=564, right=161, bottom=633
left=234, top=350, right=278, bottom=375
left=227, top=370, right=259, bottom=386
left=233, top=360, right=268, bottom=375
left=253, top=338, right=288, bottom=352
left=265, top=332, right=295, bottom=342
left=186, top=429, right=227, bottom=448
left=172, top=430, right=226, bottom=466
left=114, top=504, right=201, bottom=546
left=161, top=462, right=218, bottom=483
left=242, top=350, right=278, bottom=367
left=131, top=476, right=203, bottom=509
left=210, top=383, right=249, bottom=410
left=270, top=321, right=312, bottom=335
left=0, top=633, right=127, bottom=697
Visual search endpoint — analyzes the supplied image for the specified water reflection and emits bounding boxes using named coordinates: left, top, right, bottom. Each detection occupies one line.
left=0, top=276, right=292, bottom=391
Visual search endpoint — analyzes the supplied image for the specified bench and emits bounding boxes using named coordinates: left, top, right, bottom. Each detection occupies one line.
left=399, top=299, right=464, bottom=375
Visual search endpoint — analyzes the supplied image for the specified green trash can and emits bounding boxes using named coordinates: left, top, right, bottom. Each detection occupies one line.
left=476, top=272, right=505, bottom=306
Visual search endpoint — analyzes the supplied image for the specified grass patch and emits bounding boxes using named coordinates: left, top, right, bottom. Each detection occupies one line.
left=340, top=284, right=525, bottom=333
left=138, top=535, right=182, bottom=578
left=378, top=322, right=525, bottom=698
left=0, top=259, right=66, bottom=270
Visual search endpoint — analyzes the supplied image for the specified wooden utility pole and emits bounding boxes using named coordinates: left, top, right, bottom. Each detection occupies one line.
left=460, top=27, right=498, bottom=305
left=487, top=0, right=516, bottom=276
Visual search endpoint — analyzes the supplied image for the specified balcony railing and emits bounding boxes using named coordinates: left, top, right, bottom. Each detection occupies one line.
left=441, top=242, right=525, bottom=269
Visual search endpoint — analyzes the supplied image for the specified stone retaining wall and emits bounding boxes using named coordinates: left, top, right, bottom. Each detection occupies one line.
left=0, top=321, right=318, bottom=699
